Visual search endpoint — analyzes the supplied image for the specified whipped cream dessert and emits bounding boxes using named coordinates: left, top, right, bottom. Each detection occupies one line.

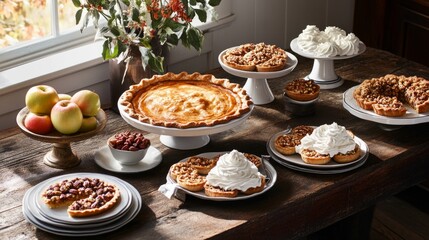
left=206, top=150, right=262, bottom=191
left=295, top=122, right=356, bottom=157
left=296, top=25, right=360, bottom=57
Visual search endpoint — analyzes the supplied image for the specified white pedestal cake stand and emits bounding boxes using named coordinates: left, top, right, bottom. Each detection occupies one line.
left=218, top=48, right=298, bottom=105
left=290, top=38, right=366, bottom=89
left=118, top=97, right=254, bottom=150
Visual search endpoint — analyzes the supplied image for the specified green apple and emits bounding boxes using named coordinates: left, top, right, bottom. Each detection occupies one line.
left=58, top=93, right=72, bottom=101
left=24, top=112, right=54, bottom=135
left=70, top=90, right=100, bottom=117
left=79, top=116, right=97, bottom=132
left=50, top=100, right=83, bottom=135
left=25, top=85, right=59, bottom=114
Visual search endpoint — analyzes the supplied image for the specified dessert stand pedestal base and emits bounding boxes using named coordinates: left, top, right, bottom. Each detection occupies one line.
left=160, top=135, right=210, bottom=150
left=243, top=78, right=275, bottom=105
left=305, top=59, right=344, bottom=89
left=44, top=143, right=80, bottom=169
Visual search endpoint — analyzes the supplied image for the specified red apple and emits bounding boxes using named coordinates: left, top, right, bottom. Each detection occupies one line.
left=79, top=116, right=97, bottom=133
left=25, top=85, right=59, bottom=114
left=58, top=93, right=72, bottom=101
left=70, top=90, right=100, bottom=117
left=24, top=112, right=53, bottom=135
left=50, top=100, right=83, bottom=135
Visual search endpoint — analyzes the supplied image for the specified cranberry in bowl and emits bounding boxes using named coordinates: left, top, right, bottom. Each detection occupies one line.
left=107, top=131, right=151, bottom=165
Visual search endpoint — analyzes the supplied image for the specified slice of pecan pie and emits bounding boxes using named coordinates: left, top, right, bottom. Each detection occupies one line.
left=41, top=177, right=121, bottom=218
left=120, top=72, right=253, bottom=128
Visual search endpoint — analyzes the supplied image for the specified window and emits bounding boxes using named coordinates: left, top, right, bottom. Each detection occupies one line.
left=0, top=0, right=96, bottom=70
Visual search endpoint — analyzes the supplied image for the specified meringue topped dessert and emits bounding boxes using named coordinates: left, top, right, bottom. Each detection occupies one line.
left=296, top=25, right=361, bottom=57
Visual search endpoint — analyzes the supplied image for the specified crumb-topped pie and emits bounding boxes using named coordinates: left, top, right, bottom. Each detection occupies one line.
left=120, top=72, right=253, bottom=128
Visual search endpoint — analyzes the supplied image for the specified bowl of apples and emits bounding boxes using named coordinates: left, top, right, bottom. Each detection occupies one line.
left=16, top=85, right=107, bottom=169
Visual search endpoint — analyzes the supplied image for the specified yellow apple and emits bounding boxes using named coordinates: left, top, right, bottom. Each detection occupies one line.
left=50, top=100, right=83, bottom=134
left=58, top=93, right=72, bottom=101
left=25, top=85, right=59, bottom=114
left=70, top=90, right=100, bottom=117
left=79, top=116, right=97, bottom=132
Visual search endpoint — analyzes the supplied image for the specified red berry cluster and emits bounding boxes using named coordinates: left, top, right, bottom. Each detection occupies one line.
left=109, top=131, right=150, bottom=151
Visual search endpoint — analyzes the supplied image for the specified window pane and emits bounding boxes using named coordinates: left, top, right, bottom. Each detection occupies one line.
left=0, top=0, right=52, bottom=49
left=59, top=0, right=78, bottom=33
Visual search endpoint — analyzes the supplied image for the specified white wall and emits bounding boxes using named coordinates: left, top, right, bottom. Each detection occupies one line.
left=0, top=0, right=355, bottom=131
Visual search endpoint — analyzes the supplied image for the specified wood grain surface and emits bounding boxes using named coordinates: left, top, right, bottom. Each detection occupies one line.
left=1, top=47, right=429, bottom=240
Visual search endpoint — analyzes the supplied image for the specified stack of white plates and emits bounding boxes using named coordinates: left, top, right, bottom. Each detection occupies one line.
left=266, top=130, right=369, bottom=174
left=22, top=173, right=141, bottom=236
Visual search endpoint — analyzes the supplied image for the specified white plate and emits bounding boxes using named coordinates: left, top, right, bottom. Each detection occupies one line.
left=267, top=128, right=369, bottom=169
left=290, top=38, right=366, bottom=60
left=166, top=152, right=277, bottom=201
left=22, top=176, right=142, bottom=236
left=94, top=146, right=162, bottom=173
left=218, top=48, right=298, bottom=79
left=267, top=146, right=368, bottom=174
left=343, top=86, right=429, bottom=125
left=34, top=173, right=132, bottom=225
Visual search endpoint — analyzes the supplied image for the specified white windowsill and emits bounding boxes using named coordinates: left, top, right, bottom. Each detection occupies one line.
left=0, top=14, right=235, bottom=96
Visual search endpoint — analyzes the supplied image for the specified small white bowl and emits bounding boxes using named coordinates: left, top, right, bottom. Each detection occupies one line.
left=107, top=140, right=149, bottom=165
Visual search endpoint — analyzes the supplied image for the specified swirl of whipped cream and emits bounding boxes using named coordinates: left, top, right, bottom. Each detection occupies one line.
left=337, top=33, right=360, bottom=55
left=206, top=150, right=261, bottom=191
left=324, top=26, right=346, bottom=42
left=313, top=41, right=341, bottom=57
left=295, top=122, right=356, bottom=157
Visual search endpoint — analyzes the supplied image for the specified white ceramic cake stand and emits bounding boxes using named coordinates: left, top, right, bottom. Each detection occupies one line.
left=218, top=49, right=298, bottom=105
left=118, top=97, right=254, bottom=150
left=290, top=38, right=366, bottom=89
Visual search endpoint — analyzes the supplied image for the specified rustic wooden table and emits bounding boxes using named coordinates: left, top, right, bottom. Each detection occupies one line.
left=1, top=47, right=429, bottom=240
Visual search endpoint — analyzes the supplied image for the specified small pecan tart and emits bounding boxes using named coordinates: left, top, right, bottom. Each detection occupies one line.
left=333, top=144, right=361, bottom=163
left=274, top=134, right=302, bottom=155
left=299, top=149, right=331, bottom=165
left=176, top=172, right=207, bottom=192
left=204, top=184, right=239, bottom=198
left=284, top=79, right=320, bottom=101
left=186, top=156, right=217, bottom=175
left=169, top=162, right=196, bottom=180
left=243, top=153, right=262, bottom=168
left=291, top=125, right=314, bottom=138
left=242, top=175, right=266, bottom=195
left=42, top=177, right=120, bottom=218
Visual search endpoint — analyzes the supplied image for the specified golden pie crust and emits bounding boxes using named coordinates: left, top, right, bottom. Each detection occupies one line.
left=120, top=72, right=253, bottom=128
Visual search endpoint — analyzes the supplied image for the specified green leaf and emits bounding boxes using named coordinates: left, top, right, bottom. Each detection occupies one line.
left=194, top=9, right=207, bottom=22
left=186, top=27, right=203, bottom=51
left=189, top=0, right=197, bottom=5
left=167, top=34, right=179, bottom=47
left=92, top=10, right=100, bottom=28
left=132, top=8, right=140, bottom=22
left=110, top=26, right=121, bottom=36
left=148, top=51, right=164, bottom=74
left=209, top=0, right=221, bottom=6
left=102, top=40, right=119, bottom=60
left=72, top=0, right=81, bottom=8
left=75, top=9, right=83, bottom=25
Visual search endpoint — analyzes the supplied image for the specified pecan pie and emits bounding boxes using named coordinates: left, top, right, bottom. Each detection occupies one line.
left=353, top=74, right=429, bottom=116
left=176, top=171, right=207, bottom=192
left=186, top=156, right=217, bottom=175
left=120, top=72, right=253, bottom=128
left=333, top=144, right=361, bottom=163
left=41, top=177, right=120, bottom=218
left=222, top=43, right=287, bottom=72
left=299, top=149, right=331, bottom=165
left=284, top=79, right=320, bottom=101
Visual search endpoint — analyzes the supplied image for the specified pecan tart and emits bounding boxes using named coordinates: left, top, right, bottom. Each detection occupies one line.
left=120, top=72, right=253, bottom=128
left=222, top=43, right=287, bottom=72
left=176, top=171, right=207, bottom=192
left=41, top=177, right=120, bottom=218
left=333, top=144, right=361, bottom=163
left=285, top=79, right=320, bottom=101
left=186, top=156, right=217, bottom=175
left=274, top=134, right=302, bottom=155
left=353, top=74, right=429, bottom=116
